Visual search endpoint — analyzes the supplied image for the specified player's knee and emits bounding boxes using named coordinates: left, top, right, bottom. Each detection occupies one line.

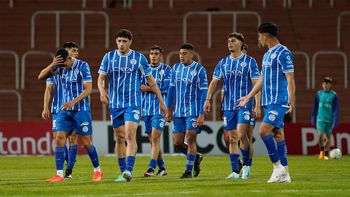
left=151, top=136, right=160, bottom=144
left=228, top=134, right=239, bottom=144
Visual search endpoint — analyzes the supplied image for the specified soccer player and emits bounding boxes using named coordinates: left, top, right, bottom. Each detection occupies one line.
left=141, top=45, right=171, bottom=177
left=311, top=77, right=339, bottom=160
left=239, top=22, right=295, bottom=183
left=165, top=43, right=208, bottom=179
left=38, top=48, right=103, bottom=183
left=97, top=29, right=167, bottom=182
left=41, top=42, right=80, bottom=179
left=204, top=32, right=260, bottom=180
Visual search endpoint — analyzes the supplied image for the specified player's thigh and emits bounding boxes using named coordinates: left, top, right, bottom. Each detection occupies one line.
left=143, top=116, right=152, bottom=135
left=262, top=105, right=288, bottom=129
left=173, top=117, right=186, bottom=134
left=124, top=121, right=138, bottom=140
left=185, top=116, right=200, bottom=133
left=110, top=108, right=125, bottom=129
left=73, top=111, right=93, bottom=136
left=151, top=115, right=165, bottom=133
left=55, top=111, right=75, bottom=134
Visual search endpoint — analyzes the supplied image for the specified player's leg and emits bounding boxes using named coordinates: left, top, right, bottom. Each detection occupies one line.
left=272, top=128, right=291, bottom=183
left=323, top=123, right=333, bottom=160
left=65, top=130, right=78, bottom=178
left=237, top=109, right=251, bottom=179
left=143, top=116, right=154, bottom=176
left=172, top=117, right=187, bottom=155
left=223, top=130, right=229, bottom=149
left=47, top=113, right=70, bottom=182
left=146, top=129, right=162, bottom=176
left=317, top=121, right=326, bottom=159
left=156, top=149, right=167, bottom=176
left=261, top=105, right=288, bottom=183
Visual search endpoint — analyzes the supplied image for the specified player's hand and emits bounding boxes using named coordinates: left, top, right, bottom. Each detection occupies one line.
left=50, top=55, right=64, bottom=67
left=140, top=85, right=150, bottom=92
left=203, top=99, right=211, bottom=114
left=286, top=103, right=294, bottom=114
left=62, top=101, right=75, bottom=110
left=238, top=96, right=249, bottom=108
left=99, top=90, right=109, bottom=105
left=197, top=114, right=204, bottom=126
left=253, top=106, right=261, bottom=119
left=165, top=109, right=173, bottom=122
left=41, top=108, right=51, bottom=120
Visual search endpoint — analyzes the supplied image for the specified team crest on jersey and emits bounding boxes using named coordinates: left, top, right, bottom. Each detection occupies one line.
left=271, top=53, right=277, bottom=59
left=130, top=59, right=137, bottom=65
left=268, top=114, right=276, bottom=121
left=240, top=62, right=247, bottom=67
left=191, top=70, right=197, bottom=76
left=159, top=69, right=164, bottom=76
left=82, top=126, right=89, bottom=132
left=74, top=68, right=79, bottom=75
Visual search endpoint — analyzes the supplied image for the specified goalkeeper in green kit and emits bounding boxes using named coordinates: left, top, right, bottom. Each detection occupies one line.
left=311, top=77, right=340, bottom=160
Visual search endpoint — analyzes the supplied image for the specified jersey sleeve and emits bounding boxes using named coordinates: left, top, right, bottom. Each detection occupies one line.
left=213, top=60, right=223, bottom=80
left=311, top=92, right=319, bottom=126
left=81, top=62, right=93, bottom=82
left=249, top=58, right=260, bottom=79
left=138, top=54, right=151, bottom=77
left=160, top=66, right=171, bottom=94
left=98, top=53, right=109, bottom=75
left=169, top=64, right=176, bottom=87
left=46, top=76, right=54, bottom=84
left=278, top=50, right=294, bottom=73
left=198, top=67, right=208, bottom=90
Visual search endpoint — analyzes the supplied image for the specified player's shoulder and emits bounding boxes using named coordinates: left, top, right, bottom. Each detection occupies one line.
left=330, top=90, right=337, bottom=95
left=244, top=54, right=257, bottom=62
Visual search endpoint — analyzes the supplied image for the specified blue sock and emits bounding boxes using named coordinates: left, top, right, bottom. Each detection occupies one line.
left=149, top=159, right=157, bottom=170
left=87, top=145, right=100, bottom=168
left=185, top=154, right=196, bottom=172
left=125, top=156, right=136, bottom=173
left=240, top=148, right=250, bottom=166
left=229, top=153, right=240, bottom=173
left=262, top=134, right=280, bottom=163
left=277, top=140, right=288, bottom=166
left=157, top=158, right=165, bottom=169
left=118, top=158, right=126, bottom=173
left=64, top=144, right=68, bottom=162
left=67, top=144, right=78, bottom=170
left=248, top=158, right=253, bottom=166
left=55, top=146, right=65, bottom=171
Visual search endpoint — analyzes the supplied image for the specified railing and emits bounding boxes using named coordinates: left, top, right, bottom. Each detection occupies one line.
left=149, top=0, right=174, bottom=8
left=211, top=89, right=222, bottom=121
left=0, top=89, right=22, bottom=121
left=9, top=0, right=13, bottom=8
left=91, top=89, right=107, bottom=121
left=21, top=51, right=55, bottom=90
left=183, top=11, right=261, bottom=48
left=337, top=11, right=350, bottom=48
left=165, top=51, right=202, bottom=65
left=0, top=50, right=19, bottom=89
left=311, top=51, right=348, bottom=89
left=31, top=10, right=109, bottom=49
left=293, top=51, right=310, bottom=89
left=308, top=0, right=335, bottom=8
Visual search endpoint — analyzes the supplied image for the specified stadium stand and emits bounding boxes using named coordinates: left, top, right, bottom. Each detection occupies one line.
left=0, top=0, right=349, bottom=122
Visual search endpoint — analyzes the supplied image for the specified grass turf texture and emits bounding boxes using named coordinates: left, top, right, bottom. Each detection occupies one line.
left=0, top=155, right=349, bottom=196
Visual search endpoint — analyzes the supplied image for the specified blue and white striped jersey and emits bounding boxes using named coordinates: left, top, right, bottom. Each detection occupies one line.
left=141, top=63, right=172, bottom=116
left=170, top=61, right=208, bottom=117
left=261, top=44, right=294, bottom=106
left=213, top=54, right=260, bottom=110
left=98, top=49, right=151, bottom=109
left=59, top=58, right=92, bottom=111
left=46, top=75, right=64, bottom=114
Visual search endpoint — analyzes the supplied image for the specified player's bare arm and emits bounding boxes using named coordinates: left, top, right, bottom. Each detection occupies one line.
left=62, top=82, right=92, bottom=110
left=204, top=78, right=219, bottom=114
left=239, top=75, right=263, bottom=107
left=146, top=74, right=168, bottom=115
left=285, top=72, right=295, bottom=114
left=42, top=83, right=53, bottom=120
left=97, top=74, right=109, bottom=105
left=252, top=79, right=261, bottom=118
left=140, top=84, right=152, bottom=93
left=38, top=56, right=63, bottom=80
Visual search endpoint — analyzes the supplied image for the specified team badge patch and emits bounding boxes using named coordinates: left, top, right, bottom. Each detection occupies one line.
left=134, top=113, right=140, bottom=120
left=268, top=114, right=276, bottom=121
left=271, top=53, right=276, bottom=59
left=82, top=126, right=89, bottom=132
left=130, top=59, right=137, bottom=65
left=159, top=69, right=164, bottom=76
left=191, top=70, right=197, bottom=76
left=240, top=62, right=247, bottom=67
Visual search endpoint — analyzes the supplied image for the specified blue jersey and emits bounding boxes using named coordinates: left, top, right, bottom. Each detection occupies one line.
left=142, top=63, right=172, bottom=116
left=213, top=54, right=260, bottom=110
left=58, top=58, right=92, bottom=111
left=170, top=61, right=208, bottom=117
left=98, top=49, right=152, bottom=109
left=46, top=75, right=64, bottom=114
left=261, top=44, right=294, bottom=106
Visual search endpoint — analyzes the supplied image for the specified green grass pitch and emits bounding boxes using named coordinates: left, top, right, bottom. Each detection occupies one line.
left=0, top=155, right=349, bottom=196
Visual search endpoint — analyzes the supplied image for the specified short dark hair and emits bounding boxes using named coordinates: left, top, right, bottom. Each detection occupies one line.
left=228, top=32, right=245, bottom=43
left=116, top=29, right=132, bottom=40
left=150, top=45, right=163, bottom=54
left=258, top=22, right=278, bottom=37
left=63, top=41, right=79, bottom=49
left=55, top=48, right=68, bottom=61
left=242, top=43, right=248, bottom=52
left=323, top=77, right=333, bottom=83
left=180, top=43, right=194, bottom=51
